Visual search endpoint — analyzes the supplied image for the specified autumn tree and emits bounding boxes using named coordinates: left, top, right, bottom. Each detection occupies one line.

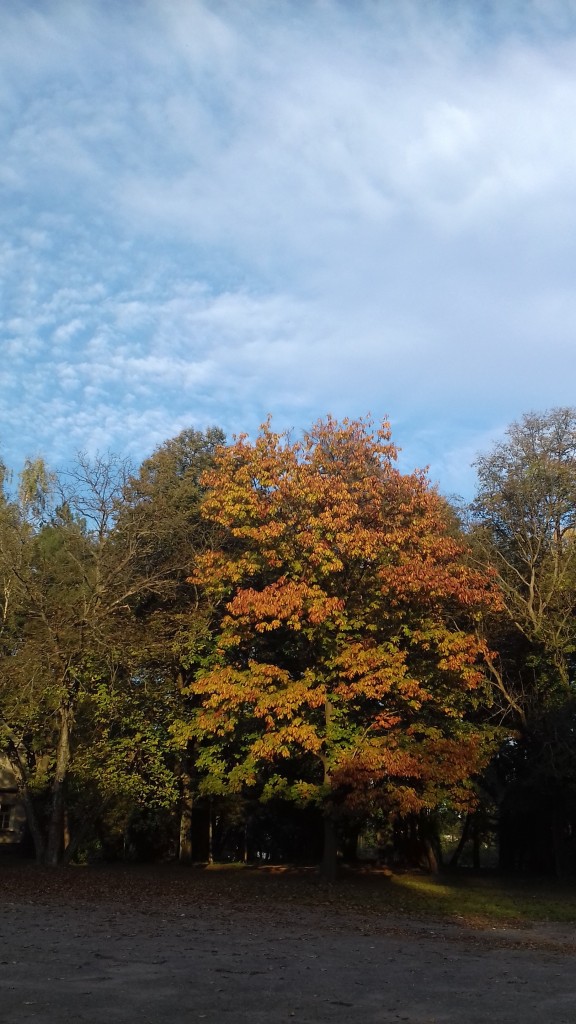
left=185, top=417, right=499, bottom=878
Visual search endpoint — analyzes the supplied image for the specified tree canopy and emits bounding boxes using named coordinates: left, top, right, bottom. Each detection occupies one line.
left=2, top=408, right=576, bottom=877
left=185, top=417, right=499, bottom=877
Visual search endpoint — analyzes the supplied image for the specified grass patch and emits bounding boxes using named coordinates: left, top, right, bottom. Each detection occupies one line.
left=383, top=871, right=576, bottom=926
left=192, top=864, right=576, bottom=927
left=170, top=863, right=576, bottom=927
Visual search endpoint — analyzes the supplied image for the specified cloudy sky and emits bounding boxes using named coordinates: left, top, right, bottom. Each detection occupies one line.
left=3, top=0, right=576, bottom=499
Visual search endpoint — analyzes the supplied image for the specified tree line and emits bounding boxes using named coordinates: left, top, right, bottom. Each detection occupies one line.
left=1, top=409, right=576, bottom=878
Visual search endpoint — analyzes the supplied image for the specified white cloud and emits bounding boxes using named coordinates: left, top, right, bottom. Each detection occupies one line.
left=2, top=1, right=576, bottom=496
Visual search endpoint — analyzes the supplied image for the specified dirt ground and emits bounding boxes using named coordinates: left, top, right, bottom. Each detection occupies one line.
left=1, top=863, right=575, bottom=1024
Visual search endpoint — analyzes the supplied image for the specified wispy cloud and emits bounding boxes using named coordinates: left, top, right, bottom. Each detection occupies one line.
left=2, top=0, right=576, bottom=496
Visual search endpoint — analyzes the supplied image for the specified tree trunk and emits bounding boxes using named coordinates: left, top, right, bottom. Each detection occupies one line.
left=449, top=813, right=471, bottom=869
left=21, top=787, right=46, bottom=864
left=208, top=798, right=214, bottom=864
left=340, top=826, right=360, bottom=864
left=178, top=748, right=194, bottom=862
left=472, top=815, right=481, bottom=871
left=420, top=811, right=441, bottom=873
left=46, top=706, right=71, bottom=866
left=320, top=695, right=338, bottom=881
left=6, top=740, right=45, bottom=863
left=62, top=818, right=90, bottom=865
left=243, top=816, right=250, bottom=864
left=423, top=836, right=439, bottom=874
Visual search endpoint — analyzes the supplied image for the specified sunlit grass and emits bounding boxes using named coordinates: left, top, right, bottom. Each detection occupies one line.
left=385, top=871, right=576, bottom=925
left=195, top=863, right=576, bottom=926
left=200, top=862, right=576, bottom=925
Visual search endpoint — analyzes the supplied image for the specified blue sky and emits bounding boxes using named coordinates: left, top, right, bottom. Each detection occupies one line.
left=3, top=0, right=576, bottom=500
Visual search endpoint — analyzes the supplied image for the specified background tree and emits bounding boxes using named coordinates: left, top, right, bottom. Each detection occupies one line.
left=186, top=417, right=499, bottom=879
left=0, top=450, right=188, bottom=864
left=471, top=407, right=576, bottom=874
left=118, top=426, right=225, bottom=861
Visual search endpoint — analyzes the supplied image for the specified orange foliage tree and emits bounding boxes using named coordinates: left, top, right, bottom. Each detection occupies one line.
left=186, top=416, right=500, bottom=877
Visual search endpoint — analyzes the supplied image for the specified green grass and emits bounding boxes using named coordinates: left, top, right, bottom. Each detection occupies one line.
left=378, top=871, right=576, bottom=925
